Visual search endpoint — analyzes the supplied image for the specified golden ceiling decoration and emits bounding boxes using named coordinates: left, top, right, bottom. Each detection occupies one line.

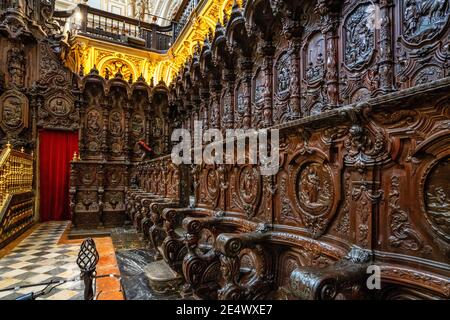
left=65, top=0, right=240, bottom=84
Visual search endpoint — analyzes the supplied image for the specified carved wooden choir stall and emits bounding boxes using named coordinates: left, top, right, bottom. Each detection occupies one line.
left=0, top=0, right=449, bottom=299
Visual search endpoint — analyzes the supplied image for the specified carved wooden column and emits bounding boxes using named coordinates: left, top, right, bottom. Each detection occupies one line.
left=200, top=86, right=209, bottom=132
left=209, top=79, right=221, bottom=130
left=378, top=0, right=395, bottom=93
left=240, top=56, right=252, bottom=130
left=98, top=163, right=105, bottom=226
left=261, top=41, right=275, bottom=127
left=288, top=38, right=302, bottom=119
left=77, top=96, right=87, bottom=157
left=315, top=0, right=340, bottom=107
left=101, top=99, right=109, bottom=161
left=222, top=68, right=235, bottom=130
left=124, top=103, right=131, bottom=162
left=145, top=96, right=152, bottom=145
left=282, top=12, right=303, bottom=119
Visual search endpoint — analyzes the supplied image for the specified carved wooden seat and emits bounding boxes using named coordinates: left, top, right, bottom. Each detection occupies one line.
left=213, top=226, right=373, bottom=300
left=125, top=190, right=159, bottom=222
left=288, top=247, right=372, bottom=300
left=141, top=200, right=179, bottom=240
left=214, top=225, right=274, bottom=300
left=181, top=213, right=240, bottom=299
left=151, top=207, right=213, bottom=268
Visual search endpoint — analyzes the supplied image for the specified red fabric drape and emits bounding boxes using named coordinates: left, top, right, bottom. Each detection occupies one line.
left=39, top=130, right=78, bottom=222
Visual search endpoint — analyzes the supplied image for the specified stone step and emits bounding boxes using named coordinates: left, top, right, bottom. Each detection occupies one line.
left=144, top=259, right=183, bottom=294
left=68, top=228, right=111, bottom=239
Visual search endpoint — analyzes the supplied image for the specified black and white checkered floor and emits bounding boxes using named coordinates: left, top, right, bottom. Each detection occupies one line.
left=0, top=221, right=84, bottom=300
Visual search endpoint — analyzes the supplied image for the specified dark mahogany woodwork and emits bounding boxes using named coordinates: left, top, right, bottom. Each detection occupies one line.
left=0, top=0, right=449, bottom=300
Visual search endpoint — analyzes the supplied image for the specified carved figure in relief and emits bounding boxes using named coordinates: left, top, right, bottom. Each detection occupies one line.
left=131, top=114, right=144, bottom=136
left=207, top=170, right=218, bottom=193
left=152, top=117, right=162, bottom=137
left=3, top=97, right=22, bottom=127
left=427, top=187, right=450, bottom=227
left=298, top=163, right=331, bottom=212
left=302, top=167, right=321, bottom=204
left=425, top=156, right=450, bottom=238
left=87, top=110, right=101, bottom=134
left=306, top=53, right=324, bottom=82
left=7, top=47, right=26, bottom=88
left=255, top=74, right=265, bottom=103
left=237, top=93, right=246, bottom=114
left=110, top=111, right=122, bottom=136
left=50, top=98, right=69, bottom=116
left=403, top=0, right=450, bottom=43
left=240, top=167, right=258, bottom=203
left=345, top=4, right=375, bottom=69
left=277, top=56, right=291, bottom=94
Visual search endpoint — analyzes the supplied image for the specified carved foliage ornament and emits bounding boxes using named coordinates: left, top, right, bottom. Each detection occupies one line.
left=388, top=175, right=431, bottom=253
left=402, top=0, right=450, bottom=45
left=344, top=3, right=376, bottom=70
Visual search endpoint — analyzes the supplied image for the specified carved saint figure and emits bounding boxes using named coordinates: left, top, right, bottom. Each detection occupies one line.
left=7, top=47, right=26, bottom=88
left=207, top=170, right=218, bottom=194
left=237, top=92, right=246, bottom=115
left=277, top=56, right=291, bottom=94
left=87, top=110, right=101, bottom=134
left=2, top=96, right=22, bottom=127
left=344, top=4, right=375, bottom=69
left=255, top=73, right=265, bottom=103
left=50, top=98, right=68, bottom=115
left=298, top=163, right=332, bottom=213
left=131, top=114, right=144, bottom=136
left=110, top=111, right=122, bottom=136
left=240, top=167, right=258, bottom=203
left=301, top=167, right=321, bottom=204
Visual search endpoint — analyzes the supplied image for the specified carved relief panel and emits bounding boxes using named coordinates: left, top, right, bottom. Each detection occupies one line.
left=109, top=109, right=125, bottom=158
left=340, top=1, right=380, bottom=104
left=423, top=156, right=450, bottom=242
left=274, top=52, right=291, bottom=123
left=235, top=79, right=247, bottom=128
left=302, top=31, right=327, bottom=117
left=230, top=165, right=262, bottom=219
left=277, top=135, right=341, bottom=238
left=396, top=0, right=450, bottom=89
left=38, top=91, right=78, bottom=130
left=252, top=67, right=265, bottom=128
left=0, top=90, right=29, bottom=136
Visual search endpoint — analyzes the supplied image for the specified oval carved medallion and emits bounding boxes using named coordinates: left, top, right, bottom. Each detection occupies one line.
left=424, top=156, right=450, bottom=241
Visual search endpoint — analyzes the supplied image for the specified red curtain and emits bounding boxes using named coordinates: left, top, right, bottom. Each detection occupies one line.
left=39, top=130, right=78, bottom=222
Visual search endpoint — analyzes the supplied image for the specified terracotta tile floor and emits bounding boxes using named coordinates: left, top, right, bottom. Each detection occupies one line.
left=0, top=221, right=124, bottom=300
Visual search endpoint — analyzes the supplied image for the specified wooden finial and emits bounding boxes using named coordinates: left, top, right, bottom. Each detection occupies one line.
left=6, top=141, right=11, bottom=149
left=73, top=151, right=78, bottom=161
left=20, top=147, right=25, bottom=153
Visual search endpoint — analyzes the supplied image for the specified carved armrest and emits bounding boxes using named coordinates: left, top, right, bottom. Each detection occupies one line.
left=289, top=247, right=372, bottom=300
left=215, top=230, right=271, bottom=257
left=215, top=227, right=273, bottom=300
left=161, top=208, right=201, bottom=236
